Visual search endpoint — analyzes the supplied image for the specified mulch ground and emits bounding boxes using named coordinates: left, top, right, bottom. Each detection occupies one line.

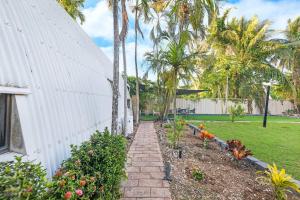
left=154, top=122, right=300, bottom=200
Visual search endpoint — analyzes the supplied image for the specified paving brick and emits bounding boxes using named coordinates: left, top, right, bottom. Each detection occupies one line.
left=124, top=187, right=151, bottom=198
left=139, top=179, right=163, bottom=187
left=151, top=188, right=172, bottom=198
left=121, top=122, right=171, bottom=199
left=141, top=167, right=162, bottom=172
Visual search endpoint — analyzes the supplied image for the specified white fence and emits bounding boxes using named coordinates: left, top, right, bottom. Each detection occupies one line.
left=176, top=98, right=294, bottom=115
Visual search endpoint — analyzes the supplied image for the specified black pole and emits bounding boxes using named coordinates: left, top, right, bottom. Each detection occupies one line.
left=263, top=85, right=270, bottom=128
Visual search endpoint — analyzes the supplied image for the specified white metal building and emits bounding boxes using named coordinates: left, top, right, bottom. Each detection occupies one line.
left=0, top=0, right=133, bottom=175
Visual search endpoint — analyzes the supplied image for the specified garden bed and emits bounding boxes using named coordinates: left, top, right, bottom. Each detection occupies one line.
left=154, top=122, right=300, bottom=200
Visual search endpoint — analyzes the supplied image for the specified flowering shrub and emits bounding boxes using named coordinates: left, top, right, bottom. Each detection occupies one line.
left=199, top=130, right=215, bottom=149
left=199, top=130, right=215, bottom=140
left=0, top=156, right=48, bottom=200
left=47, top=128, right=127, bottom=199
left=0, top=128, right=126, bottom=200
left=45, top=169, right=97, bottom=199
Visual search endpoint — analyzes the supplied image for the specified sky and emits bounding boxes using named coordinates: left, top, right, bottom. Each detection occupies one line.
left=79, top=0, right=300, bottom=77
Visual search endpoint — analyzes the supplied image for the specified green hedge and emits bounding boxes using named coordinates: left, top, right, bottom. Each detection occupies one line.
left=0, top=128, right=127, bottom=200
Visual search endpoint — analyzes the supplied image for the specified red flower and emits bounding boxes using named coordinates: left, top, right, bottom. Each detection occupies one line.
left=75, top=189, right=83, bottom=196
left=64, top=191, right=72, bottom=199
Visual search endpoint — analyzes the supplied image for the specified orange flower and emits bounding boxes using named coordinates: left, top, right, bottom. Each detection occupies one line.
left=199, top=130, right=214, bottom=140
left=198, top=124, right=205, bottom=130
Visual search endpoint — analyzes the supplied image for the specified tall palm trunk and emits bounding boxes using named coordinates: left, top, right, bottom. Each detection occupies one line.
left=111, top=0, right=120, bottom=135
left=173, top=72, right=177, bottom=135
left=122, top=39, right=128, bottom=135
left=134, top=6, right=140, bottom=124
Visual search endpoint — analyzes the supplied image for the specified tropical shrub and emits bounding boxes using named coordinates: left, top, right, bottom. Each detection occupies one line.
left=192, top=169, right=204, bottom=181
left=0, top=157, right=48, bottom=200
left=228, top=104, right=245, bottom=122
left=226, top=140, right=252, bottom=160
left=258, top=163, right=300, bottom=200
left=47, top=128, right=127, bottom=200
left=167, top=119, right=185, bottom=148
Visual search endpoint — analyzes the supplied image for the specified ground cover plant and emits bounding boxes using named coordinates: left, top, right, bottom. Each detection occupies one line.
left=192, top=121, right=300, bottom=179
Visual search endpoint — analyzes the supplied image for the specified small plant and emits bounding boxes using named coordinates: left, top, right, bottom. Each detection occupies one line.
left=0, top=156, right=48, bottom=200
left=192, top=169, right=204, bottom=181
left=226, top=140, right=252, bottom=160
left=257, top=163, right=300, bottom=200
left=199, top=130, right=215, bottom=149
left=228, top=104, right=245, bottom=122
left=167, top=119, right=184, bottom=148
left=164, top=123, right=172, bottom=129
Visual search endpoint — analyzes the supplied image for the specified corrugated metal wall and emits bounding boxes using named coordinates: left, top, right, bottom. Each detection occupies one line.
left=0, top=0, right=133, bottom=175
left=176, top=98, right=294, bottom=115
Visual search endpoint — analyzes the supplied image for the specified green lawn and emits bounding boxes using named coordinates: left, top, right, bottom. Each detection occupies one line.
left=191, top=121, right=300, bottom=179
left=182, top=114, right=300, bottom=122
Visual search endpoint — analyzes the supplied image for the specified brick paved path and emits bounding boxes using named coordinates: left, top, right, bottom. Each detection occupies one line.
left=121, top=122, right=172, bottom=200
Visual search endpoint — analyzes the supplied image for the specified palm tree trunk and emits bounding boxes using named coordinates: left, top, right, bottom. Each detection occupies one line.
left=173, top=74, right=177, bottom=136
left=134, top=7, right=140, bottom=125
left=122, top=39, right=128, bottom=135
left=111, top=0, right=120, bottom=135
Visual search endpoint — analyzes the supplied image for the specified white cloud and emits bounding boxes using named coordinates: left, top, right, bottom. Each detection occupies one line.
left=222, top=0, right=300, bottom=38
left=81, top=1, right=113, bottom=40
left=101, top=42, right=152, bottom=76
left=81, top=0, right=153, bottom=77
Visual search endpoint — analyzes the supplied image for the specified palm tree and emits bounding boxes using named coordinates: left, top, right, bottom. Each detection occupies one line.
left=111, top=0, right=120, bottom=134
left=120, top=0, right=129, bottom=134
left=273, top=17, right=300, bottom=112
left=132, top=0, right=151, bottom=125
left=160, top=31, right=196, bottom=133
left=57, top=0, right=85, bottom=24
left=204, top=15, right=285, bottom=112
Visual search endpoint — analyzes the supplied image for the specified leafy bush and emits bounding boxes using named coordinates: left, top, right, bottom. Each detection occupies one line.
left=0, top=157, right=48, bottom=200
left=228, top=104, right=245, bottom=122
left=47, top=128, right=127, bottom=200
left=258, top=163, right=300, bottom=200
left=192, top=169, right=204, bottom=181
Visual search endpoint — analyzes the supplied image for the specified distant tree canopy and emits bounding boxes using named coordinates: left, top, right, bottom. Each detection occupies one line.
left=57, top=0, right=85, bottom=24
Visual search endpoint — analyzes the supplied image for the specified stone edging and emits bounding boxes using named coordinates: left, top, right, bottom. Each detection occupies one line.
left=187, top=123, right=300, bottom=188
